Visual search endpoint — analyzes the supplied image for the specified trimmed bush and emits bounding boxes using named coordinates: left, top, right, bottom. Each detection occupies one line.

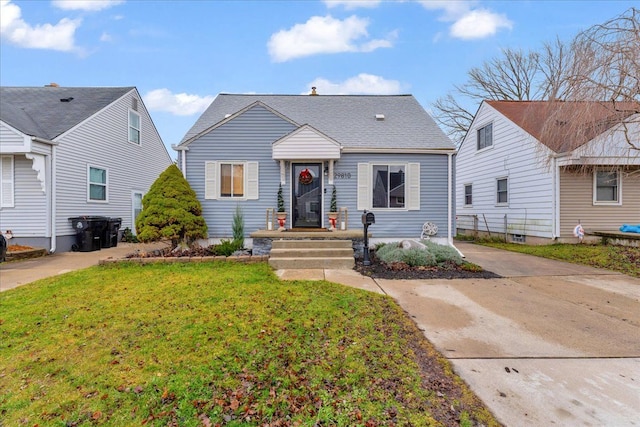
left=135, top=164, right=207, bottom=248
left=376, top=243, right=437, bottom=267
left=423, top=240, right=463, bottom=264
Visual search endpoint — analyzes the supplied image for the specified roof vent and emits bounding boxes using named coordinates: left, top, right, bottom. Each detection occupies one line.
left=45, top=82, right=59, bottom=87
left=60, top=97, right=74, bottom=102
left=224, top=114, right=231, bottom=118
left=310, top=86, right=318, bottom=96
left=375, top=114, right=385, bottom=121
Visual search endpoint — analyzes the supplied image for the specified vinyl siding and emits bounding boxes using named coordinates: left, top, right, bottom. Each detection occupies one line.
left=0, top=154, right=48, bottom=236
left=186, top=106, right=297, bottom=237
left=186, top=105, right=453, bottom=239
left=0, top=121, right=27, bottom=152
left=559, top=168, right=640, bottom=237
left=456, top=103, right=555, bottom=238
left=54, top=90, right=172, bottom=241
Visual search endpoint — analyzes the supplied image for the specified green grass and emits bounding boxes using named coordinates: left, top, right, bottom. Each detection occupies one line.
left=477, top=241, right=640, bottom=277
left=0, top=262, right=497, bottom=426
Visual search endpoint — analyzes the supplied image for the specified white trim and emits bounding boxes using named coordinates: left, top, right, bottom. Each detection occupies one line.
left=463, top=183, right=473, bottom=207
left=87, top=164, right=109, bottom=203
left=593, top=168, right=622, bottom=205
left=495, top=176, right=508, bottom=206
left=407, top=162, right=420, bottom=211
left=128, top=109, right=141, bottom=145
left=132, top=190, right=144, bottom=234
left=0, top=155, right=15, bottom=208
left=357, top=163, right=370, bottom=211
left=205, top=161, right=217, bottom=199
left=344, top=147, right=456, bottom=154
left=24, top=153, right=46, bottom=192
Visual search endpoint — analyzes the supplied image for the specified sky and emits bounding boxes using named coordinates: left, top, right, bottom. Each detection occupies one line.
left=1, top=0, right=636, bottom=158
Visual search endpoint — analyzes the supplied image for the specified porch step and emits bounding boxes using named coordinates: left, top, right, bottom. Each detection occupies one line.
left=269, top=239, right=355, bottom=270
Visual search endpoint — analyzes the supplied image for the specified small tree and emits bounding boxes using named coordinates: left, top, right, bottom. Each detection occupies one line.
left=330, top=185, right=337, bottom=212
left=231, top=205, right=244, bottom=249
left=135, top=164, right=207, bottom=248
left=277, top=183, right=285, bottom=212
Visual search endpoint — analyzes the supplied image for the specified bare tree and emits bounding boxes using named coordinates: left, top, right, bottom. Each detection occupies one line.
left=433, top=7, right=640, bottom=150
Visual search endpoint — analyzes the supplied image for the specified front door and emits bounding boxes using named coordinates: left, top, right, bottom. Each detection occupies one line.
left=292, top=163, right=322, bottom=228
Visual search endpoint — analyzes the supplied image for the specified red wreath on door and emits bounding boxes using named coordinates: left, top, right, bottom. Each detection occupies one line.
left=299, top=168, right=313, bottom=185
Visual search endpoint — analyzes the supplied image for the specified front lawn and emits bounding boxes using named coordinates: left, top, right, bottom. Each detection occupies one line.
left=0, top=262, right=497, bottom=426
left=477, top=241, right=640, bottom=277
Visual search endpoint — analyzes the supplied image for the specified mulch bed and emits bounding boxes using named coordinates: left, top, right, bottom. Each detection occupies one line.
left=354, top=253, right=501, bottom=280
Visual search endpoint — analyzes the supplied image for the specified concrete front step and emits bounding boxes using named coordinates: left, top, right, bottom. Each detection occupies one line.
left=268, top=239, right=355, bottom=269
left=271, top=239, right=352, bottom=249
left=269, top=257, right=355, bottom=270
left=270, top=248, right=354, bottom=258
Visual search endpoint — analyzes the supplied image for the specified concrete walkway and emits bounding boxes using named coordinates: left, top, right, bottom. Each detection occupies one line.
left=2, top=242, right=639, bottom=426
left=0, top=242, right=168, bottom=292
left=279, top=242, right=640, bottom=427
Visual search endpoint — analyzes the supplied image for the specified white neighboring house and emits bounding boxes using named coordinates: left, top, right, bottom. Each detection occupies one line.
left=456, top=100, right=640, bottom=244
left=0, top=85, right=172, bottom=252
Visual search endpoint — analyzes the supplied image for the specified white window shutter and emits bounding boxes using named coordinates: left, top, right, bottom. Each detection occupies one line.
left=407, top=162, right=420, bottom=210
left=1, top=156, right=15, bottom=208
left=204, top=161, right=217, bottom=199
left=357, top=163, right=370, bottom=211
left=246, top=162, right=259, bottom=200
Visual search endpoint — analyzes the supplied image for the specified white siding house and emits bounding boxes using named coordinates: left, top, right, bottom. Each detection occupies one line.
left=456, top=100, right=640, bottom=243
left=0, top=86, right=172, bottom=252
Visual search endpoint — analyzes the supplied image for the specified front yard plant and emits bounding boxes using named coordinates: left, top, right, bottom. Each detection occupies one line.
left=0, top=262, right=498, bottom=426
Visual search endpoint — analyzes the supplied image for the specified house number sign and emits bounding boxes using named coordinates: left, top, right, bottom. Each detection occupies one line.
left=334, top=172, right=352, bottom=179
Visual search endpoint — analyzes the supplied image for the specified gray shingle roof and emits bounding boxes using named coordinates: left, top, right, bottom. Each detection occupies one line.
left=180, top=94, right=455, bottom=150
left=0, top=86, right=134, bottom=140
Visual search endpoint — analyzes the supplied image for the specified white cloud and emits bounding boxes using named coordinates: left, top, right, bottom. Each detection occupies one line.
left=1, top=0, right=80, bottom=51
left=323, top=0, right=381, bottom=10
left=268, top=15, right=394, bottom=62
left=305, top=74, right=404, bottom=95
left=52, top=0, right=125, bottom=11
left=417, top=0, right=512, bottom=40
left=99, top=31, right=112, bottom=42
left=450, top=9, right=512, bottom=39
left=143, top=88, right=215, bottom=116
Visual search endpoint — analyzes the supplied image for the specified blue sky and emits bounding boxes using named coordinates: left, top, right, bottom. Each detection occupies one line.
left=1, top=0, right=635, bottom=158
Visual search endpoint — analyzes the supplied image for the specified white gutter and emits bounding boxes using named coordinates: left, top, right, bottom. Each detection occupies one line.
left=446, top=152, right=464, bottom=257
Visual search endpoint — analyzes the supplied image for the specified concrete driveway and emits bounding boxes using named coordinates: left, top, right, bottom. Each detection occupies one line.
left=279, top=243, right=640, bottom=425
left=376, top=242, right=640, bottom=426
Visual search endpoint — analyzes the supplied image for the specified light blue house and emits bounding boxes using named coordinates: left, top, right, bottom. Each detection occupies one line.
left=0, top=85, right=172, bottom=252
left=175, top=91, right=457, bottom=246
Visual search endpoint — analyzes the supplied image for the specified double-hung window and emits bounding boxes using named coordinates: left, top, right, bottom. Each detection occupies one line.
left=372, top=164, right=406, bottom=208
left=464, top=184, right=473, bottom=206
left=220, top=163, right=245, bottom=198
left=594, top=170, right=620, bottom=204
left=204, top=161, right=259, bottom=200
left=129, top=110, right=141, bottom=144
left=357, top=162, right=420, bottom=211
left=477, top=123, right=493, bottom=150
left=88, top=165, right=108, bottom=202
left=496, top=177, right=508, bottom=205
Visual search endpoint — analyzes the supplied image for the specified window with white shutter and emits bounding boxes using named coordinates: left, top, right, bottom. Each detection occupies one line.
left=205, top=161, right=259, bottom=200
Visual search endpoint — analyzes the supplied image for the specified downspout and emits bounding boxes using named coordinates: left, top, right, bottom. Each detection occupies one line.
left=50, top=145, right=57, bottom=253
left=447, top=152, right=464, bottom=257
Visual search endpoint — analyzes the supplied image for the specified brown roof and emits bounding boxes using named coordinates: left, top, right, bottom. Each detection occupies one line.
left=486, top=100, right=639, bottom=152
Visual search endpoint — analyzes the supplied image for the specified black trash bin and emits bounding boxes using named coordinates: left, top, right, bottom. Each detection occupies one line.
left=0, top=233, right=6, bottom=263
left=69, top=216, right=108, bottom=252
left=102, top=217, right=122, bottom=248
